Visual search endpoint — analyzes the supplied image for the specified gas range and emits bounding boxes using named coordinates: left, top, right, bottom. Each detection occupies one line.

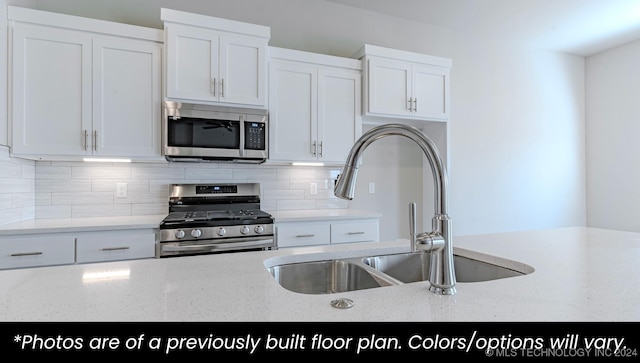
left=156, top=183, right=275, bottom=257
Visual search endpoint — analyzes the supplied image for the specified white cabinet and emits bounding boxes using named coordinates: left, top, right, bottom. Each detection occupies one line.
left=276, top=218, right=379, bottom=248
left=355, top=44, right=451, bottom=122
left=75, top=230, right=156, bottom=264
left=8, top=7, right=163, bottom=161
left=268, top=47, right=362, bottom=164
left=0, top=235, right=75, bottom=270
left=162, top=9, right=270, bottom=108
left=275, top=222, right=331, bottom=248
left=0, top=229, right=157, bottom=270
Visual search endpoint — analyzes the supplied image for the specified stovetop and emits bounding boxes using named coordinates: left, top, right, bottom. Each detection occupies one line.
left=159, top=208, right=273, bottom=229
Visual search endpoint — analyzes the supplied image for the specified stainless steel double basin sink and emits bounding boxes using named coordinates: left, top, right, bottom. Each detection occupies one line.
left=266, top=249, right=534, bottom=295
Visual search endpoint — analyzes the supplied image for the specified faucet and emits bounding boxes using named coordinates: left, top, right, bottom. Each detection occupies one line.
left=334, top=123, right=456, bottom=295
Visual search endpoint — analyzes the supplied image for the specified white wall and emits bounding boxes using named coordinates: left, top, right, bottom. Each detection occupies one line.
left=5, top=0, right=588, bottom=238
left=0, top=0, right=7, bottom=146
left=586, top=39, right=640, bottom=232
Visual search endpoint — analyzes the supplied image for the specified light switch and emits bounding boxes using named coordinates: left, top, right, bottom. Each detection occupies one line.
left=116, top=183, right=127, bottom=198
left=369, top=182, right=375, bottom=194
left=310, top=182, right=318, bottom=195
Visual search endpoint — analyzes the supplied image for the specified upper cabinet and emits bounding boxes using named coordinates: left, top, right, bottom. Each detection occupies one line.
left=161, top=9, right=270, bottom=108
left=8, top=7, right=163, bottom=161
left=268, top=47, right=362, bottom=165
left=354, top=44, right=451, bottom=122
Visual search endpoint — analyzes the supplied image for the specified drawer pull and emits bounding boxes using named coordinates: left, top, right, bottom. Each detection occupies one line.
left=347, top=232, right=366, bottom=235
left=101, top=246, right=130, bottom=252
left=295, top=234, right=315, bottom=238
left=10, top=251, right=43, bottom=257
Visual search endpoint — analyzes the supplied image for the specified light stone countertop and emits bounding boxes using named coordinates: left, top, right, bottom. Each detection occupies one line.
left=0, top=226, right=638, bottom=321
left=0, top=209, right=380, bottom=236
left=0, top=215, right=166, bottom=235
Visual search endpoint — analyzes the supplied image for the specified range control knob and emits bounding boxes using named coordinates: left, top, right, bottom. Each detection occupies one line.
left=254, top=225, right=265, bottom=234
left=240, top=226, right=250, bottom=235
left=175, top=230, right=186, bottom=239
left=217, top=228, right=227, bottom=237
left=190, top=229, right=202, bottom=238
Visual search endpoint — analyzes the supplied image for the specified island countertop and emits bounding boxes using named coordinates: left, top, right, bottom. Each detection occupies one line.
left=0, top=227, right=638, bottom=322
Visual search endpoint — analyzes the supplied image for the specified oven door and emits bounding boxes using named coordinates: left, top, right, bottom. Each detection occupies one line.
left=157, top=236, right=275, bottom=257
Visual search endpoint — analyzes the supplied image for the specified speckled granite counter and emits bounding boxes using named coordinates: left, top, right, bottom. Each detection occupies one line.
left=0, top=227, right=638, bottom=321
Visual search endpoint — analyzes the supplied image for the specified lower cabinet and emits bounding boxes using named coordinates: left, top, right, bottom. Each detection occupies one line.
left=276, top=219, right=379, bottom=248
left=0, top=235, right=75, bottom=270
left=75, top=230, right=156, bottom=264
left=0, top=229, right=156, bottom=270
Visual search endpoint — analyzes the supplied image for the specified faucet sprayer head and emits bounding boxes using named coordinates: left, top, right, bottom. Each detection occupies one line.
left=334, top=165, right=359, bottom=200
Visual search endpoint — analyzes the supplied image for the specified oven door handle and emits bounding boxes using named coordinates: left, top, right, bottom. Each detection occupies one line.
left=161, top=239, right=274, bottom=253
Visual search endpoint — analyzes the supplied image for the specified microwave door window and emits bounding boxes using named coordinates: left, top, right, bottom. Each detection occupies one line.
left=168, top=118, right=240, bottom=149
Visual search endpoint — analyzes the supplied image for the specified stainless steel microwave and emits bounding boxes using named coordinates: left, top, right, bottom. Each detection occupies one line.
left=163, top=101, right=268, bottom=163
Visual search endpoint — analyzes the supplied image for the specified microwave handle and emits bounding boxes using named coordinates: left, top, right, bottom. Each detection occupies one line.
left=239, top=114, right=245, bottom=157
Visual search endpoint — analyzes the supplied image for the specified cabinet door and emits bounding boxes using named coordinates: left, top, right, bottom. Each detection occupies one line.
left=11, top=24, right=92, bottom=156
left=92, top=37, right=162, bottom=157
left=218, top=34, right=267, bottom=107
left=165, top=24, right=219, bottom=102
left=366, top=58, right=411, bottom=117
left=268, top=61, right=317, bottom=162
left=0, top=235, right=75, bottom=269
left=412, top=64, right=449, bottom=121
left=76, top=231, right=156, bottom=263
left=276, top=223, right=330, bottom=248
left=317, top=68, right=361, bottom=164
left=330, top=220, right=379, bottom=244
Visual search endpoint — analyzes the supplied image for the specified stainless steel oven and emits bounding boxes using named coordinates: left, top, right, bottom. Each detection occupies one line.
left=156, top=183, right=275, bottom=257
left=163, top=101, right=268, bottom=163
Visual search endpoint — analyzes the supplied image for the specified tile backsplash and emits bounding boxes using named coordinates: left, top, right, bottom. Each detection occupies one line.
left=34, top=160, right=347, bottom=219
left=0, top=146, right=35, bottom=224
left=0, top=144, right=348, bottom=223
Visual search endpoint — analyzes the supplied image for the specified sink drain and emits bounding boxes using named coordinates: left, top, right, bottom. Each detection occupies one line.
left=330, top=297, right=354, bottom=309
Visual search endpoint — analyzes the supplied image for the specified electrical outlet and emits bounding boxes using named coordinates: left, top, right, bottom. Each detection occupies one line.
left=369, top=182, right=375, bottom=194
left=310, top=182, right=318, bottom=195
left=116, top=183, right=127, bottom=198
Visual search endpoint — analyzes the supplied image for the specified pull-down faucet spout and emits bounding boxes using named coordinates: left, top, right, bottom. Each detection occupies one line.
left=334, top=123, right=456, bottom=295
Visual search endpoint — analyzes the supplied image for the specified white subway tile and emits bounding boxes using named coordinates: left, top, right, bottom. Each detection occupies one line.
left=36, top=165, right=72, bottom=179
left=36, top=179, right=91, bottom=193
left=262, top=189, right=305, bottom=200
left=132, top=203, right=167, bottom=216
left=52, top=191, right=114, bottom=205
left=71, top=204, right=131, bottom=218
left=276, top=199, right=316, bottom=210
left=36, top=205, right=72, bottom=219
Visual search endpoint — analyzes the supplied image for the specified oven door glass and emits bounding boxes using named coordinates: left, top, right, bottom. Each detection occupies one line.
left=168, top=117, right=240, bottom=149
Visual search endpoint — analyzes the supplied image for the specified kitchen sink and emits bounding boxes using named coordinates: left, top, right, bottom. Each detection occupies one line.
left=363, top=252, right=530, bottom=283
left=266, top=249, right=533, bottom=295
left=268, top=259, right=397, bottom=294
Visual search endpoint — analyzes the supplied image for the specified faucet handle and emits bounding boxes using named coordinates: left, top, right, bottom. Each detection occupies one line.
left=409, top=202, right=417, bottom=252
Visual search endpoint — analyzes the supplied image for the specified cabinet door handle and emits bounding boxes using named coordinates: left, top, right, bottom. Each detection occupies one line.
left=221, top=78, right=224, bottom=97
left=414, top=98, right=418, bottom=112
left=10, top=251, right=43, bottom=257
left=347, top=232, right=366, bottom=235
left=211, top=78, right=217, bottom=96
left=93, top=130, right=98, bottom=151
left=311, top=141, right=317, bottom=156
left=100, top=246, right=130, bottom=252
left=408, top=97, right=413, bottom=112
left=83, top=130, right=88, bottom=150
left=319, top=141, right=323, bottom=157
left=295, top=234, right=315, bottom=238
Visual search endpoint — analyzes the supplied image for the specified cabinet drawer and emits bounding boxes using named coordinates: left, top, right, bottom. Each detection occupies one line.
left=330, top=221, right=379, bottom=244
left=276, top=223, right=330, bottom=248
left=76, top=233, right=156, bottom=263
left=0, top=235, right=75, bottom=269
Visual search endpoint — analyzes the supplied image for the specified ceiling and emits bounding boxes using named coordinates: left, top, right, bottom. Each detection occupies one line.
left=326, top=0, right=640, bottom=56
